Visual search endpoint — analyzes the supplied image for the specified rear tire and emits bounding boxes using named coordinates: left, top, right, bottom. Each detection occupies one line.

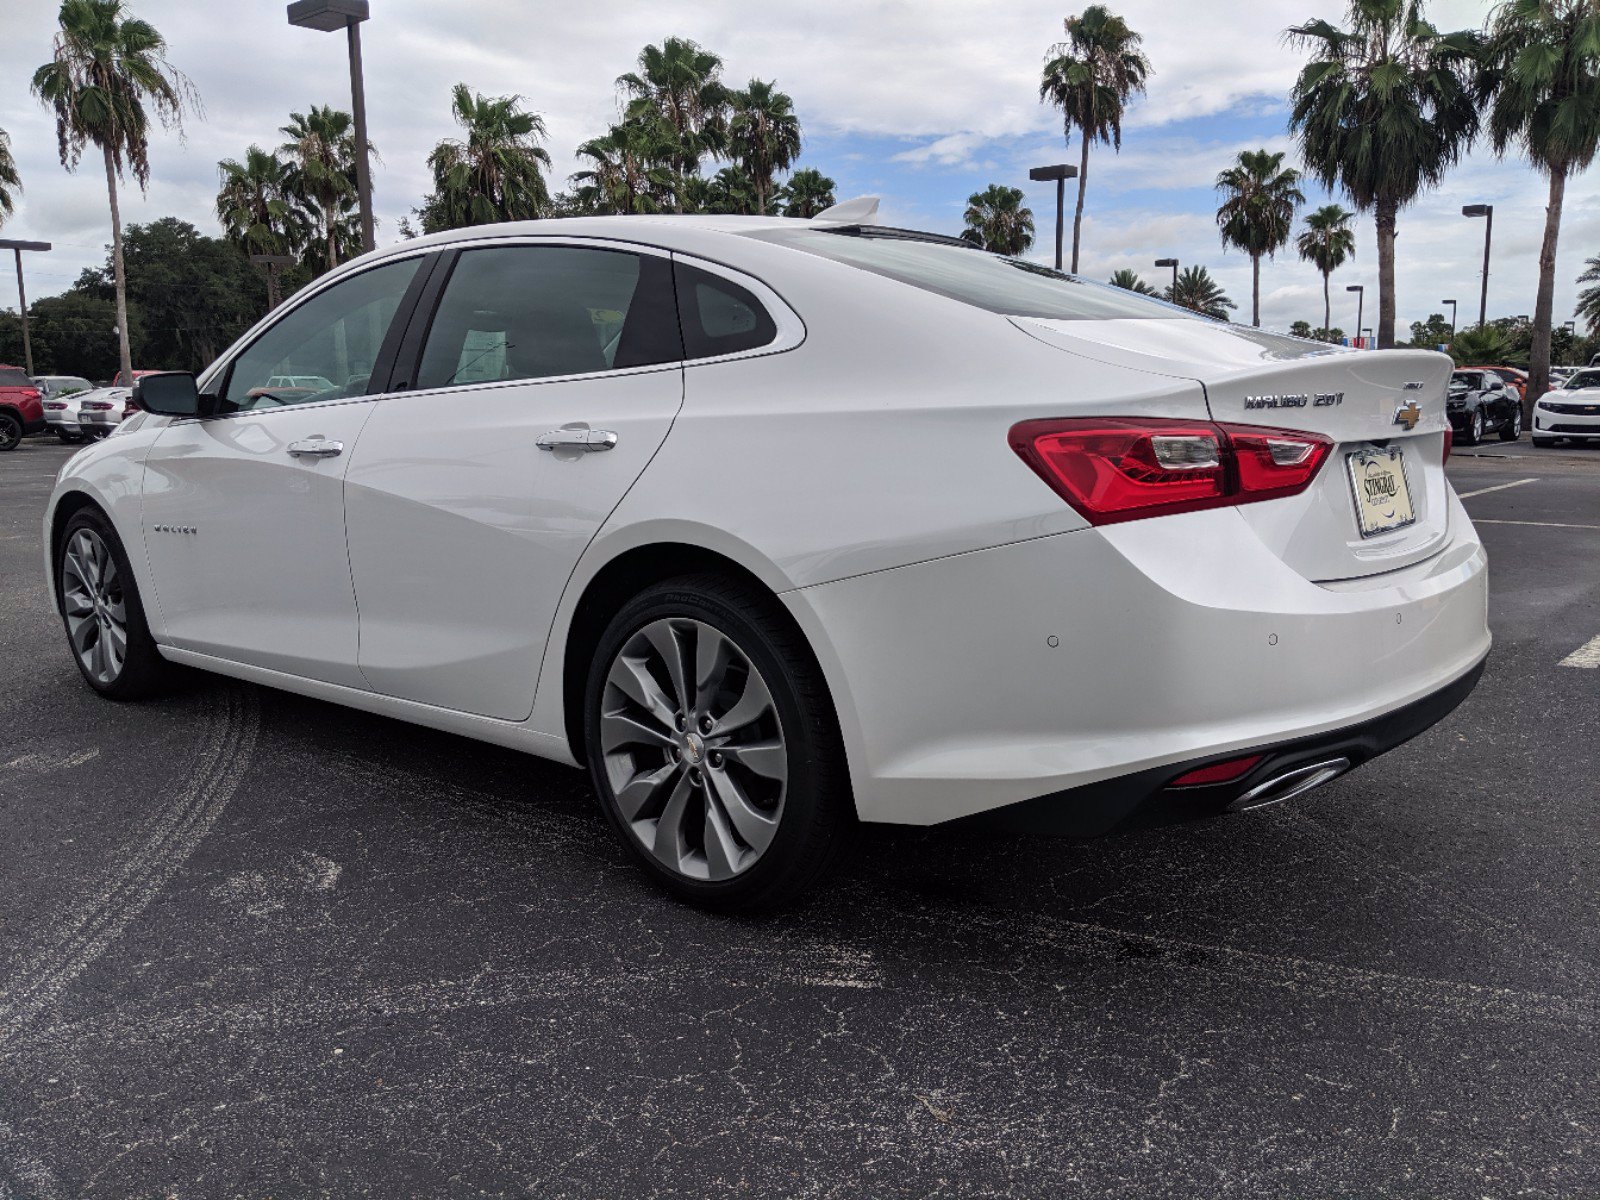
left=1497, top=407, right=1522, bottom=441
left=583, top=573, right=853, bottom=911
left=1462, top=408, right=1484, bottom=445
left=0, top=412, right=21, bottom=452
left=57, top=430, right=84, bottom=445
left=56, top=508, right=176, bottom=699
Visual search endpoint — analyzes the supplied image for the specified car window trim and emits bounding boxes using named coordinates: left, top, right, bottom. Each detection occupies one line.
left=668, top=251, right=805, bottom=368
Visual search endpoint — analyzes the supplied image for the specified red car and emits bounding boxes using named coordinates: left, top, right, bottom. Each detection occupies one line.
left=0, top=364, right=45, bottom=451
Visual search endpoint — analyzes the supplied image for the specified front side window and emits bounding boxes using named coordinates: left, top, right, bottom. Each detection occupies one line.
left=220, top=256, right=422, bottom=413
left=415, top=245, right=681, bottom=391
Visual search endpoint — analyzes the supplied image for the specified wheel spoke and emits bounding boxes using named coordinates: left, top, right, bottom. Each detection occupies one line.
left=694, top=628, right=734, bottom=713
left=711, top=669, right=775, bottom=737
left=62, top=587, right=95, bottom=618
left=702, top=799, right=742, bottom=880
left=103, top=622, right=126, bottom=676
left=706, top=767, right=779, bottom=855
left=614, top=760, right=679, bottom=822
left=650, top=771, right=696, bottom=872
left=642, top=621, right=692, bottom=712
left=610, top=653, right=679, bottom=730
left=68, top=614, right=96, bottom=655
left=600, top=710, right=675, bottom=752
left=714, top=739, right=787, bottom=782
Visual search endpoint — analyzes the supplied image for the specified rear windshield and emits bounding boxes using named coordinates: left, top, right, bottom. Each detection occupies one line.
left=0, top=367, right=31, bottom=387
left=746, top=228, right=1197, bottom=322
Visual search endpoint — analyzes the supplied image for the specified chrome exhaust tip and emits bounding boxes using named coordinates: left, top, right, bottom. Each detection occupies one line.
left=1227, top=757, right=1352, bottom=813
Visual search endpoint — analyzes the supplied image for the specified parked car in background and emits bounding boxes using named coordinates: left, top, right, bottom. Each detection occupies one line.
left=0, top=364, right=45, bottom=451
left=1533, top=367, right=1600, bottom=447
left=1447, top=369, right=1522, bottom=444
left=111, top=369, right=163, bottom=390
left=42, top=214, right=1492, bottom=909
left=36, top=376, right=96, bottom=443
left=1469, top=365, right=1528, bottom=402
left=77, top=388, right=133, bottom=438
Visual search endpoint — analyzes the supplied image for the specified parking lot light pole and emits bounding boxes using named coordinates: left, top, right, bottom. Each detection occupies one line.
left=1462, top=204, right=1493, bottom=327
left=287, top=0, right=375, bottom=255
left=0, top=238, right=52, bottom=377
left=1028, top=164, right=1078, bottom=273
left=1346, top=284, right=1364, bottom=347
left=1443, top=299, right=1457, bottom=341
left=1154, top=257, right=1179, bottom=296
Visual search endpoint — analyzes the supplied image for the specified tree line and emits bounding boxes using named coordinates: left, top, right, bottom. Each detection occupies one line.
left=0, top=0, right=1597, bottom=392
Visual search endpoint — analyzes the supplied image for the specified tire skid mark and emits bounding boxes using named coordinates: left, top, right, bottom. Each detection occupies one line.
left=0, top=687, right=259, bottom=1052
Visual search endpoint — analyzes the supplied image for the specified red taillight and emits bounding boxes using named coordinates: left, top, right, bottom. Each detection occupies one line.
left=44, top=401, right=65, bottom=410
left=1442, top=427, right=1453, bottom=464
left=1009, top=418, right=1332, bottom=525
left=1168, top=755, right=1263, bottom=787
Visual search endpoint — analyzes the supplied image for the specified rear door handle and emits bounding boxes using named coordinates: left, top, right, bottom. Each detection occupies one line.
left=537, top=428, right=618, bottom=452
left=287, top=438, right=344, bottom=458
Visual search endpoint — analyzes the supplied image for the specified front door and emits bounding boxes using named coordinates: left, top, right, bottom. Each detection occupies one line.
left=140, top=255, right=425, bottom=687
left=344, top=241, right=686, bottom=720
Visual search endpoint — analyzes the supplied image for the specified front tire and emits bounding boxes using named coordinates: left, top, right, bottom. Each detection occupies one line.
left=57, top=508, right=175, bottom=699
left=583, top=574, right=853, bottom=910
left=1532, top=435, right=1558, bottom=448
left=1462, top=408, right=1485, bottom=445
left=1497, top=406, right=1522, bottom=441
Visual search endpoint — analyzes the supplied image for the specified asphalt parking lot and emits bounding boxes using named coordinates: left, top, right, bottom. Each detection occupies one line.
left=2, top=434, right=1598, bottom=1199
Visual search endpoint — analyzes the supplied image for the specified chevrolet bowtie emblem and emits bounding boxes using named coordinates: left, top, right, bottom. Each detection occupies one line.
left=1393, top=399, right=1422, bottom=430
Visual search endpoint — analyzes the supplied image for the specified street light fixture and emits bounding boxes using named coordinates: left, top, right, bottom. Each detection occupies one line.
left=1346, top=284, right=1364, bottom=346
left=1154, top=257, right=1179, bottom=295
left=1442, top=298, right=1457, bottom=340
left=0, top=238, right=52, bottom=376
left=1462, top=204, right=1493, bottom=327
left=1028, top=164, right=1078, bottom=273
left=287, top=0, right=375, bottom=255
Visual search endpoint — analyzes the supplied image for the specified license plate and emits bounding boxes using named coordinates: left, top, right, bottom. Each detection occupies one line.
left=1346, top=445, right=1415, bottom=538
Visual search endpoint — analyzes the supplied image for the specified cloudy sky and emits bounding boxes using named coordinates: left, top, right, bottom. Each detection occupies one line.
left=0, top=0, right=1593, bottom=338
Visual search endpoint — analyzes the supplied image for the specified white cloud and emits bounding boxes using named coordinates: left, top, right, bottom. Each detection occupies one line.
left=0, top=0, right=1591, bottom=338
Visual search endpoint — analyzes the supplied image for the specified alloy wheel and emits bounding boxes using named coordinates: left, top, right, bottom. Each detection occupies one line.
left=0, top=413, right=21, bottom=451
left=599, top=617, right=788, bottom=881
left=60, top=528, right=128, bottom=685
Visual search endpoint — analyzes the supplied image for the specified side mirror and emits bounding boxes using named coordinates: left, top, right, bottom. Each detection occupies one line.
left=131, top=371, right=200, bottom=417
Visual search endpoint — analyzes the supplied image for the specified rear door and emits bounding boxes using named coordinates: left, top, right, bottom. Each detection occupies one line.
left=344, top=239, right=685, bottom=720
left=141, top=254, right=428, bottom=685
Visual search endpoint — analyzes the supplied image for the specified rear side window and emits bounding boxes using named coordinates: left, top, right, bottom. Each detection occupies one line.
left=415, top=245, right=681, bottom=391
left=0, top=367, right=31, bottom=387
left=674, top=262, right=778, bottom=360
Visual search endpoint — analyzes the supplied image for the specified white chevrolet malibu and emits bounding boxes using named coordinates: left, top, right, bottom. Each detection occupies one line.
left=43, top=210, right=1490, bottom=908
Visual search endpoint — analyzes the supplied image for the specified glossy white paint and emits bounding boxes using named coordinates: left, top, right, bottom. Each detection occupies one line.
left=43, top=214, right=1492, bottom=828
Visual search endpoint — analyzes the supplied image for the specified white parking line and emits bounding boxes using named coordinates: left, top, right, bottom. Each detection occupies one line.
left=1474, top=519, right=1600, bottom=530
left=1456, top=478, right=1539, bottom=499
left=1558, top=636, right=1600, bottom=669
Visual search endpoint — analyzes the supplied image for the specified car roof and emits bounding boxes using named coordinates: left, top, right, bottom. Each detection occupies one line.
left=388, top=214, right=804, bottom=259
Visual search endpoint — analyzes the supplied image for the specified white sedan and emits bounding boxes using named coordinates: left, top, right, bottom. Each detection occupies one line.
left=41, top=210, right=1490, bottom=908
left=1532, top=367, right=1600, bottom=446
left=76, top=387, right=132, bottom=438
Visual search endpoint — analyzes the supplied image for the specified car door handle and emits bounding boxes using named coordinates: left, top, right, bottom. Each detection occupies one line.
left=537, top=428, right=618, bottom=452
left=286, top=438, right=344, bottom=458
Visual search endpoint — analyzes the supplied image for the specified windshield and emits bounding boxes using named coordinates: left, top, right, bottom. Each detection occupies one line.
left=1563, top=370, right=1600, bottom=389
left=746, top=228, right=1199, bottom=322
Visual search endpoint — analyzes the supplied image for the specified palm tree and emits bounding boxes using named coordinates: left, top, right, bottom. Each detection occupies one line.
left=1295, top=203, right=1357, bottom=332
left=777, top=167, right=835, bottom=217
left=1166, top=265, right=1236, bottom=320
left=280, top=105, right=364, bottom=275
left=1039, top=6, right=1151, bottom=274
left=1215, top=149, right=1305, bottom=328
left=959, top=185, right=1035, bottom=256
left=1108, top=268, right=1158, bottom=295
left=216, top=145, right=304, bottom=309
left=617, top=38, right=730, bottom=212
left=424, top=83, right=552, bottom=232
left=0, top=128, right=19, bottom=229
left=728, top=80, right=801, bottom=215
left=31, top=0, right=197, bottom=384
left=1478, top=0, right=1600, bottom=410
left=1287, top=0, right=1479, bottom=348
left=1578, top=255, right=1600, bottom=337
left=1448, top=324, right=1524, bottom=367
left=693, top=165, right=758, bottom=214
left=571, top=115, right=678, bottom=215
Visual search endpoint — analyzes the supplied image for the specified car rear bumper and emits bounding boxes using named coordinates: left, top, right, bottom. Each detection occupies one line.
left=787, top=490, right=1490, bottom=826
